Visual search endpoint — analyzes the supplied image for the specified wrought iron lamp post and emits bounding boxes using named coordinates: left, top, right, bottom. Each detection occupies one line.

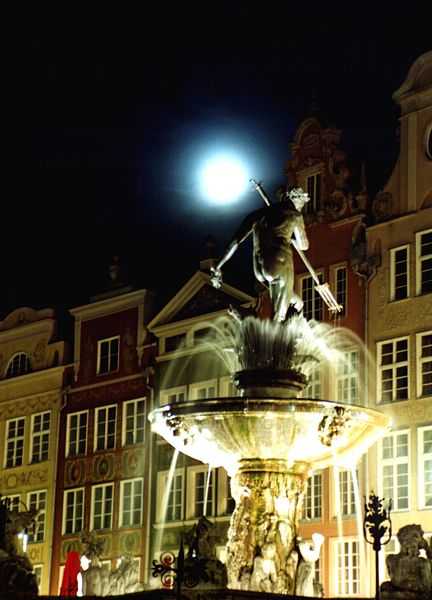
left=363, top=492, right=392, bottom=600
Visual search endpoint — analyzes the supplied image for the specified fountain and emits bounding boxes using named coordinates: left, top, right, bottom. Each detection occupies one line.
left=149, top=183, right=390, bottom=595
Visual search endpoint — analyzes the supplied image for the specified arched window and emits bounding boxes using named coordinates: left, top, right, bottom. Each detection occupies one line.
left=6, top=352, right=32, bottom=378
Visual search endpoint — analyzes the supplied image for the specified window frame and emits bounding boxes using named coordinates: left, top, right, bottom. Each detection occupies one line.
left=160, top=386, right=187, bottom=407
left=90, top=482, right=114, bottom=531
left=5, top=352, right=31, bottom=378
left=303, top=364, right=323, bottom=400
left=189, top=379, right=218, bottom=401
left=303, top=471, right=323, bottom=521
left=332, top=537, right=362, bottom=597
left=30, top=411, right=51, bottom=464
left=418, top=425, right=432, bottom=510
left=335, top=468, right=358, bottom=517
left=66, top=410, right=88, bottom=458
left=377, top=336, right=410, bottom=404
left=27, top=489, right=47, bottom=543
left=4, top=494, right=21, bottom=511
left=416, top=229, right=432, bottom=296
left=379, top=429, right=410, bottom=512
left=333, top=263, right=348, bottom=316
left=62, top=487, right=85, bottom=535
left=299, top=270, right=325, bottom=321
left=187, top=465, right=216, bottom=520
left=94, top=404, right=117, bottom=452
left=390, top=244, right=410, bottom=301
left=96, top=335, right=120, bottom=375
left=4, top=416, right=25, bottom=468
left=119, top=478, right=143, bottom=528
left=156, top=468, right=185, bottom=523
left=305, top=171, right=322, bottom=213
left=122, top=398, right=146, bottom=446
left=336, top=349, right=360, bottom=405
left=417, top=331, right=432, bottom=398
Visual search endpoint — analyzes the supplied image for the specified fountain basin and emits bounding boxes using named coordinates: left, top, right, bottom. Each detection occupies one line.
left=149, top=397, right=390, bottom=476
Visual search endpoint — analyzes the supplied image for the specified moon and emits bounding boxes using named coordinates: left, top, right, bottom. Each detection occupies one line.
left=200, top=155, right=248, bottom=204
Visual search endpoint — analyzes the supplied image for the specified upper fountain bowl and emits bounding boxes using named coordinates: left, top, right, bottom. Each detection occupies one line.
left=149, top=397, right=390, bottom=476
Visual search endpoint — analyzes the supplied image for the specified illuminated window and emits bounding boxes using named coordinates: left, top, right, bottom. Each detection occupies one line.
left=303, top=472, right=322, bottom=520
left=91, top=483, right=114, bottom=530
left=219, top=376, right=239, bottom=398
left=5, top=417, right=25, bottom=468
left=337, top=469, right=357, bottom=516
left=335, top=266, right=347, bottom=315
left=337, top=350, right=359, bottom=405
left=417, top=331, right=432, bottom=397
left=189, top=380, right=217, bottom=400
left=377, top=338, right=409, bottom=403
left=157, top=469, right=185, bottom=522
left=94, top=405, right=116, bottom=451
left=120, top=478, right=143, bottom=527
left=63, top=488, right=84, bottom=534
left=33, top=565, right=43, bottom=592
left=418, top=425, right=432, bottom=509
left=390, top=245, right=409, bottom=301
left=5, top=352, right=31, bottom=378
left=380, top=430, right=410, bottom=511
left=304, top=365, right=322, bottom=399
left=190, top=467, right=215, bottom=518
left=97, top=336, right=120, bottom=375
left=301, top=272, right=324, bottom=321
left=30, top=411, right=50, bottom=463
left=66, top=411, right=88, bottom=457
left=160, top=386, right=187, bottom=406
left=4, top=494, right=20, bottom=511
left=305, top=173, right=321, bottom=213
left=123, top=398, right=145, bottom=446
left=27, top=490, right=47, bottom=543
left=416, top=229, right=432, bottom=295
left=334, top=539, right=361, bottom=596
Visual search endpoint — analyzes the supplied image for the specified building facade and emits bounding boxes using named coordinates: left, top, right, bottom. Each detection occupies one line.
left=147, top=264, right=254, bottom=585
left=0, top=307, right=69, bottom=594
left=367, top=51, right=432, bottom=586
left=49, top=286, right=155, bottom=594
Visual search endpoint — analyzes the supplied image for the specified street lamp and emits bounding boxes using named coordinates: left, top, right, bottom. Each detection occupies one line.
left=363, top=492, right=392, bottom=600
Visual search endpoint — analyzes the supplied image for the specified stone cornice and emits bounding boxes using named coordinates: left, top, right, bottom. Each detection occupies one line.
left=70, top=289, right=148, bottom=321
left=0, top=319, right=55, bottom=344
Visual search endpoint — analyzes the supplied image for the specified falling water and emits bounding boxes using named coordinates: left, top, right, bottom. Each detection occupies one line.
left=203, top=463, right=212, bottom=517
left=154, top=448, right=180, bottom=556
left=332, top=451, right=344, bottom=543
left=351, top=466, right=369, bottom=596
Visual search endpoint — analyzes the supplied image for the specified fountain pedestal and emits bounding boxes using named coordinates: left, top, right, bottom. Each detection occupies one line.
left=227, top=458, right=308, bottom=594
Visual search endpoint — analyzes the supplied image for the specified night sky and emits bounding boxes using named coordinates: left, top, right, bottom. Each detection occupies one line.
left=4, top=8, right=430, bottom=324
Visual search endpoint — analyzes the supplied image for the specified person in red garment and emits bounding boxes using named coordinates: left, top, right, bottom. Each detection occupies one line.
left=60, top=551, right=81, bottom=596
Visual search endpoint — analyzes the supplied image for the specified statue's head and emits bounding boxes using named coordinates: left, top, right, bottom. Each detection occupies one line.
left=285, top=187, right=310, bottom=212
left=397, top=524, right=424, bottom=556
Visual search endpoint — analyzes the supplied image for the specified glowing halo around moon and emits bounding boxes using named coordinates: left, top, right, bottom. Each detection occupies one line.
left=200, top=155, right=248, bottom=203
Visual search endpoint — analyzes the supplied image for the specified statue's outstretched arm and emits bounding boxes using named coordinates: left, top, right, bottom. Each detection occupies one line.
left=210, top=212, right=257, bottom=288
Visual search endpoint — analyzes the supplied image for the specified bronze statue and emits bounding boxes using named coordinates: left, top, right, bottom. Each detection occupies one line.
left=211, top=185, right=310, bottom=322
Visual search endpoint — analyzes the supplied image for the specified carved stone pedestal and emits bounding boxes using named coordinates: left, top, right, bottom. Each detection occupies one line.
left=226, top=458, right=309, bottom=595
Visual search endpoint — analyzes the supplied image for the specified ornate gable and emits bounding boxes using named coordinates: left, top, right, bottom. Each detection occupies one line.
left=173, top=284, right=245, bottom=323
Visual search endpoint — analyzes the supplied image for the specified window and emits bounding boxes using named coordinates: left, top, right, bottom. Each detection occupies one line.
left=190, top=468, right=215, bottom=518
left=120, top=478, right=143, bottom=527
left=380, top=537, right=398, bottom=583
left=6, top=352, right=31, bottom=378
left=377, top=338, right=409, bottom=403
left=189, top=380, right=217, bottom=400
left=165, top=333, right=187, bottom=353
left=157, top=469, right=185, bottom=522
left=390, top=245, right=409, bottom=301
left=123, top=399, right=145, bottom=446
left=4, top=495, right=20, bottom=511
left=380, top=430, right=410, bottom=511
left=337, top=469, right=357, bottom=516
left=417, top=332, right=432, bottom=397
left=30, top=411, right=50, bottom=463
left=304, top=365, right=322, bottom=399
left=219, top=376, right=238, bottom=398
left=303, top=472, right=322, bottom=520
left=66, top=411, right=88, bottom=457
left=418, top=426, right=432, bottom=509
left=94, top=405, right=116, bottom=451
left=97, top=336, right=120, bottom=375
left=416, top=229, right=432, bottom=295
left=193, top=327, right=215, bottom=344
left=335, top=266, right=347, bottom=315
left=160, top=386, right=187, bottom=406
left=27, top=490, right=47, bottom=543
left=91, top=483, right=114, bottom=530
left=33, top=564, right=43, bottom=592
left=301, top=273, right=324, bottom=321
left=5, top=417, right=25, bottom=468
left=337, top=350, right=360, bottom=405
left=334, top=539, right=361, bottom=596
left=63, top=488, right=84, bottom=535
left=305, top=173, right=321, bottom=213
